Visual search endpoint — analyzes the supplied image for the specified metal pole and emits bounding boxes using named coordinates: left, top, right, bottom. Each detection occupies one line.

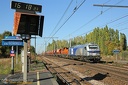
left=11, top=55, right=14, bottom=74
left=93, top=4, right=128, bottom=8
left=116, top=53, right=118, bottom=62
left=27, top=39, right=31, bottom=73
left=69, top=35, right=72, bottom=47
left=35, top=35, right=36, bottom=60
left=23, top=39, right=27, bottom=83
left=45, top=41, right=46, bottom=54
left=11, top=32, right=14, bottom=74
left=16, top=46, right=18, bottom=64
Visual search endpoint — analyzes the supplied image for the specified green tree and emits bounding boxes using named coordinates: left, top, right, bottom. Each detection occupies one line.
left=120, top=33, right=127, bottom=51
left=46, top=26, right=127, bottom=56
left=0, top=31, right=12, bottom=57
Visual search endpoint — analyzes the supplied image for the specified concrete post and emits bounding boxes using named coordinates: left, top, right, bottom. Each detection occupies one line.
left=23, top=40, right=27, bottom=83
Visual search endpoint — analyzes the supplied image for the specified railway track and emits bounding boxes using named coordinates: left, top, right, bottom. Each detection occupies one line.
left=42, top=57, right=92, bottom=85
left=41, top=56, right=128, bottom=85
left=84, top=63, right=128, bottom=82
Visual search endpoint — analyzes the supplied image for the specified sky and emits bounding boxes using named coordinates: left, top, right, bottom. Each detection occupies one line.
left=0, top=0, right=128, bottom=54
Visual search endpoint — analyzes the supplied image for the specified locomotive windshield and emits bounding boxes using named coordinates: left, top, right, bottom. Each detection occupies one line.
left=88, top=45, right=98, bottom=49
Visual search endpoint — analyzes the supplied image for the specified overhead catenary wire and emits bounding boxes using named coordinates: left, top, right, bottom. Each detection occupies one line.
left=48, top=0, right=74, bottom=38
left=119, top=28, right=128, bottom=31
left=46, top=0, right=86, bottom=43
left=79, top=14, right=128, bottom=37
left=45, top=0, right=74, bottom=43
left=40, top=0, right=86, bottom=53
left=99, top=14, right=128, bottom=28
left=51, top=0, right=86, bottom=36
left=112, top=20, right=128, bottom=28
left=63, top=0, right=125, bottom=39
left=39, top=0, right=126, bottom=53
left=62, top=0, right=114, bottom=39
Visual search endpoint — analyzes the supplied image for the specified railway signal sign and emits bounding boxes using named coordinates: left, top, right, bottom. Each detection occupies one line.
left=2, top=40, right=23, bottom=46
left=113, top=50, right=120, bottom=54
left=10, top=50, right=15, bottom=54
left=4, top=36, right=21, bottom=39
left=2, top=36, right=23, bottom=46
left=10, top=50, right=15, bottom=57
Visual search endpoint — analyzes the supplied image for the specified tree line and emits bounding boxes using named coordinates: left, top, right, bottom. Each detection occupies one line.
left=47, top=26, right=128, bottom=55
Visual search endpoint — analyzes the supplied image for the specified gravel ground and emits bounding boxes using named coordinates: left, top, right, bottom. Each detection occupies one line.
left=43, top=56, right=128, bottom=85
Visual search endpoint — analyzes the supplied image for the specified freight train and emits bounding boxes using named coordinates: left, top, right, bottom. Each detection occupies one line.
left=45, top=43, right=101, bottom=62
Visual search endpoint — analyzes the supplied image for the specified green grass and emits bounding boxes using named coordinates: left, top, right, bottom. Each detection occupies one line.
left=0, top=58, right=11, bottom=74
left=0, top=57, right=22, bottom=74
left=0, top=56, right=45, bottom=74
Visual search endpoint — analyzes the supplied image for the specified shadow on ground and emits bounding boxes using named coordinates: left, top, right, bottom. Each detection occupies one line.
left=83, top=73, right=109, bottom=81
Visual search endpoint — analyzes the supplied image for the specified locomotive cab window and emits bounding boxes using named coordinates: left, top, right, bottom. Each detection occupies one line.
left=84, top=47, right=87, bottom=50
left=89, top=45, right=98, bottom=49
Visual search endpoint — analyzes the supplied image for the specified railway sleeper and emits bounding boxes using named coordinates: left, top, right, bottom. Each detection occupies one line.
left=53, top=66, right=61, bottom=68
left=58, top=71, right=71, bottom=74
left=72, top=79, right=81, bottom=85
left=42, top=59, right=92, bottom=85
left=46, top=67, right=82, bottom=85
left=56, top=73, right=71, bottom=85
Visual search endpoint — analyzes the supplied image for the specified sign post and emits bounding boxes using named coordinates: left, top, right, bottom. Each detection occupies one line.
left=11, top=48, right=14, bottom=74
left=11, top=0, right=44, bottom=83
left=23, top=40, right=27, bottom=82
left=113, top=50, right=120, bottom=61
left=2, top=36, right=23, bottom=74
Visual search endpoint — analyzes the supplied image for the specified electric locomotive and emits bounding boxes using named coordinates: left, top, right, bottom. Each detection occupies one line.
left=69, top=43, right=101, bottom=62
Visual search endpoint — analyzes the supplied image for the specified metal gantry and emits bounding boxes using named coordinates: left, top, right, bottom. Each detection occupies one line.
left=93, top=4, right=128, bottom=8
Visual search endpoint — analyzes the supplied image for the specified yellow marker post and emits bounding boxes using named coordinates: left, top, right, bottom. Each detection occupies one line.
left=37, top=72, right=40, bottom=85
